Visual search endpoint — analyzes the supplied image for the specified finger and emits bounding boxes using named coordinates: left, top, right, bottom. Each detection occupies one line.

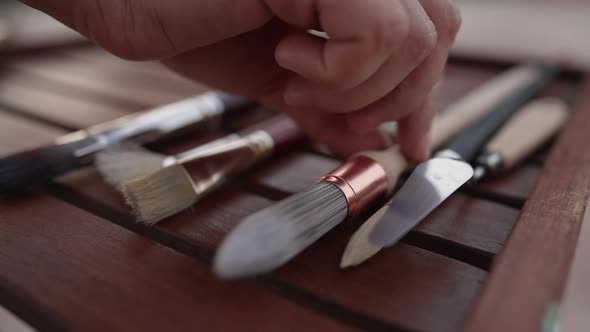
left=277, top=0, right=437, bottom=112
left=269, top=0, right=415, bottom=91
left=21, top=0, right=273, bottom=59
left=345, top=0, right=461, bottom=132
left=283, top=108, right=388, bottom=157
left=397, top=100, right=435, bottom=162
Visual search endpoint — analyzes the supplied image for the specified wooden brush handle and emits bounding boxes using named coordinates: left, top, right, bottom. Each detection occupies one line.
left=246, top=115, right=307, bottom=151
left=485, top=98, right=569, bottom=169
left=358, top=146, right=408, bottom=194
left=441, top=64, right=557, bottom=161
left=430, top=64, right=544, bottom=147
left=354, top=66, right=543, bottom=193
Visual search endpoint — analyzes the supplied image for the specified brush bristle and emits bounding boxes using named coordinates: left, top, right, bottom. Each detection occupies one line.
left=340, top=204, right=387, bottom=268
left=122, top=165, right=198, bottom=225
left=95, top=145, right=166, bottom=189
left=214, top=182, right=348, bottom=279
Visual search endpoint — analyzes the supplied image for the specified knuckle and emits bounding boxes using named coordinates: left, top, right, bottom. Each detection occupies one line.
left=406, top=23, right=437, bottom=61
left=74, top=0, right=158, bottom=60
left=372, top=9, right=411, bottom=53
left=441, top=1, right=462, bottom=42
left=323, top=67, right=359, bottom=90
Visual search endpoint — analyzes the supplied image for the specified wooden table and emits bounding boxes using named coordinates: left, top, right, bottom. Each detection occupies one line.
left=0, top=45, right=587, bottom=332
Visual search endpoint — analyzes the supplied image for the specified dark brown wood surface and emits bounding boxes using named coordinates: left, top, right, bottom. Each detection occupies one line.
left=463, top=80, right=590, bottom=332
left=0, top=43, right=585, bottom=332
left=0, top=194, right=349, bottom=332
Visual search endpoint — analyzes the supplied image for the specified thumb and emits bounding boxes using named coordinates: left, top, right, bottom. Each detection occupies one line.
left=20, top=0, right=272, bottom=59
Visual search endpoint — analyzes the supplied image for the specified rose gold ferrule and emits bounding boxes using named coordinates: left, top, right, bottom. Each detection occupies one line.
left=318, top=156, right=388, bottom=218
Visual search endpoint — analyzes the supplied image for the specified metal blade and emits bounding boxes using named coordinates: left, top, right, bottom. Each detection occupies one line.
left=369, top=158, right=474, bottom=247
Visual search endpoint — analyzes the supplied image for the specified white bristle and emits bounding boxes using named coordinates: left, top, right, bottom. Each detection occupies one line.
left=95, top=145, right=167, bottom=188
left=214, top=182, right=348, bottom=279
left=122, top=165, right=198, bottom=225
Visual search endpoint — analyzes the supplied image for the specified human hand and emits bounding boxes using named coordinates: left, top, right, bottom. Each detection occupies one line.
left=22, top=0, right=461, bottom=160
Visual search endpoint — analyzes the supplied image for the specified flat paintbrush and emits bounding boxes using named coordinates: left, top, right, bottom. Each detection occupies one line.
left=115, top=115, right=306, bottom=225
left=341, top=66, right=559, bottom=268
left=96, top=135, right=241, bottom=189
left=213, top=63, right=552, bottom=279
left=0, top=91, right=252, bottom=194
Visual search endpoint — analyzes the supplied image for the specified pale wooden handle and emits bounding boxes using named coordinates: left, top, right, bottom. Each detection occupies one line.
left=430, top=64, right=541, bottom=148
left=485, top=97, right=569, bottom=169
left=356, top=65, right=542, bottom=193
left=359, top=146, right=408, bottom=193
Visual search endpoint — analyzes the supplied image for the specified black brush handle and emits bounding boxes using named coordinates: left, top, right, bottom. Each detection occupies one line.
left=216, top=91, right=256, bottom=112
left=442, top=64, right=558, bottom=162
left=0, top=137, right=97, bottom=194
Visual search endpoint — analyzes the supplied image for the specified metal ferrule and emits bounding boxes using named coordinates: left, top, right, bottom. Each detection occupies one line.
left=318, top=156, right=388, bottom=218
left=55, top=92, right=226, bottom=149
left=172, top=130, right=275, bottom=197
left=434, top=149, right=463, bottom=160
left=475, top=151, right=504, bottom=174
left=171, top=130, right=274, bottom=166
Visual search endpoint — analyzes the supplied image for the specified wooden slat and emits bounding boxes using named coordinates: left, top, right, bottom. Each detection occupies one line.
left=416, top=193, right=519, bottom=255
left=0, top=193, right=349, bottom=332
left=146, top=187, right=486, bottom=332
left=0, top=110, right=65, bottom=156
left=437, top=61, right=505, bottom=112
left=56, top=48, right=201, bottom=89
left=272, top=229, right=485, bottom=332
left=0, top=69, right=129, bottom=128
left=558, top=195, right=590, bottom=331
left=246, top=152, right=341, bottom=198
left=5, top=53, right=201, bottom=107
left=59, top=150, right=487, bottom=332
left=469, top=165, right=542, bottom=202
left=463, top=80, right=590, bottom=332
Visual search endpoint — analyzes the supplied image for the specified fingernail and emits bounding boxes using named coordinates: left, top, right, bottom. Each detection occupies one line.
left=275, top=46, right=295, bottom=71
left=419, top=136, right=431, bottom=160
left=425, top=19, right=436, bottom=35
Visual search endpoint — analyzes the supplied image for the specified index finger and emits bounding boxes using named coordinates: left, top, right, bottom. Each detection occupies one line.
left=268, top=0, right=412, bottom=90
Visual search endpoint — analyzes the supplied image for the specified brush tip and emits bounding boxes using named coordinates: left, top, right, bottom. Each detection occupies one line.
left=122, top=165, right=198, bottom=225
left=214, top=182, right=349, bottom=279
left=95, top=145, right=166, bottom=188
left=213, top=210, right=301, bottom=279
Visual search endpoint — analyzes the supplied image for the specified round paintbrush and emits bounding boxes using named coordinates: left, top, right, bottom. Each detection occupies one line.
left=117, top=115, right=306, bottom=225
left=213, top=63, right=549, bottom=280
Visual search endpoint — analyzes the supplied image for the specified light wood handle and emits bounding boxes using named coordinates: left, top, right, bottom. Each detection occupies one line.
left=430, top=64, right=542, bottom=148
left=359, top=146, right=408, bottom=193
left=356, top=65, right=544, bottom=193
left=485, top=97, right=569, bottom=169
